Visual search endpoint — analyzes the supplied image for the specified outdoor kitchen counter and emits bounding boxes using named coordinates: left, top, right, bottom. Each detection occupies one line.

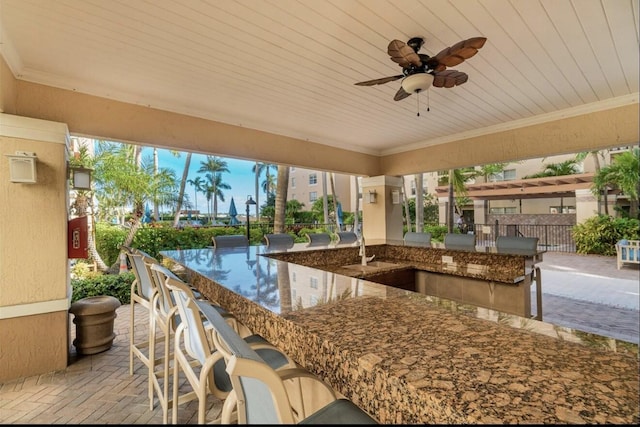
left=161, top=243, right=639, bottom=424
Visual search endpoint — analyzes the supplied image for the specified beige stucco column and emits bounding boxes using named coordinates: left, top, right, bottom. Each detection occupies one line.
left=0, top=114, right=71, bottom=382
left=575, top=188, right=599, bottom=224
left=361, top=176, right=404, bottom=241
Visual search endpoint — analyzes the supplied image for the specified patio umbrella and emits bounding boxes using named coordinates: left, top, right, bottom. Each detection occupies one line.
left=142, top=203, right=152, bottom=223
left=228, top=197, right=240, bottom=225
left=336, top=201, right=343, bottom=231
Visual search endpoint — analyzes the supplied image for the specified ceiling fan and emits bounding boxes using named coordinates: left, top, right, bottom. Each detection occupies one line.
left=355, top=36, right=487, bottom=114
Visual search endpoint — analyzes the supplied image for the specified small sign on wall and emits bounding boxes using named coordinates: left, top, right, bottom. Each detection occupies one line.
left=391, top=190, right=400, bottom=204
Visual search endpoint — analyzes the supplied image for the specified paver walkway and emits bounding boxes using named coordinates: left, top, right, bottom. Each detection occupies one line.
left=1, top=252, right=637, bottom=424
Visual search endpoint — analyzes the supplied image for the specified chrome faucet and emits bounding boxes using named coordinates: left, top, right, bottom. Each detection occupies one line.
left=359, top=235, right=375, bottom=265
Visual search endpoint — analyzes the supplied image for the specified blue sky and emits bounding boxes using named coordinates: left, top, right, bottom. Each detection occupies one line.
left=148, top=148, right=268, bottom=216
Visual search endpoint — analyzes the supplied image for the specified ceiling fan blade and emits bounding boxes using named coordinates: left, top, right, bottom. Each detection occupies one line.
left=393, top=86, right=411, bottom=101
left=387, top=39, right=422, bottom=68
left=354, top=75, right=404, bottom=86
left=432, top=70, right=468, bottom=88
left=434, top=37, right=487, bottom=68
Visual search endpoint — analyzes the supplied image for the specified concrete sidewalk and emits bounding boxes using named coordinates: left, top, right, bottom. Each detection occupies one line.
left=532, top=252, right=639, bottom=344
left=537, top=252, right=639, bottom=310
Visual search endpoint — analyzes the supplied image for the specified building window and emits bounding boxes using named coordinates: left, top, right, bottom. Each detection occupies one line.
left=309, top=173, right=317, bottom=185
left=310, top=295, right=318, bottom=306
left=292, top=272, right=296, bottom=282
left=490, top=207, right=518, bottom=214
left=310, top=276, right=318, bottom=289
left=550, top=206, right=576, bottom=214
left=290, top=167, right=296, bottom=172
left=410, top=180, right=416, bottom=196
left=309, top=191, right=318, bottom=202
left=291, top=177, right=296, bottom=188
left=489, top=169, right=516, bottom=182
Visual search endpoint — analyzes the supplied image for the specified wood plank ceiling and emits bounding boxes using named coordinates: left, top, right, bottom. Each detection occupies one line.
left=0, top=0, right=638, bottom=156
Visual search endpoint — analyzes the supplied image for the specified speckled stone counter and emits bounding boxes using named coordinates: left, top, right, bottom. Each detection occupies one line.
left=161, top=244, right=639, bottom=424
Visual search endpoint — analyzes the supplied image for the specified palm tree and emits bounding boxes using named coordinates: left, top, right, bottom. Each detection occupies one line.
left=93, top=141, right=177, bottom=271
left=273, top=165, right=289, bottom=233
left=198, top=156, right=230, bottom=223
left=187, top=175, right=205, bottom=219
left=329, top=172, right=340, bottom=230
left=205, top=172, right=231, bottom=221
left=415, top=173, right=423, bottom=232
left=172, top=152, right=192, bottom=227
left=441, top=168, right=475, bottom=232
left=592, top=148, right=639, bottom=219
left=524, top=160, right=581, bottom=178
left=576, top=150, right=609, bottom=215
left=252, top=162, right=274, bottom=221
left=401, top=176, right=411, bottom=232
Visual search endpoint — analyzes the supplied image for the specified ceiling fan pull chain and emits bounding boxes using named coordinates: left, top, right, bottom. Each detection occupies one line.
left=416, top=90, right=421, bottom=117
left=427, top=89, right=430, bottom=112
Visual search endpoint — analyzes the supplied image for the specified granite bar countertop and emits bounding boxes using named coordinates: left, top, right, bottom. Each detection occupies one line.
left=161, top=243, right=639, bottom=424
left=264, top=243, right=537, bottom=283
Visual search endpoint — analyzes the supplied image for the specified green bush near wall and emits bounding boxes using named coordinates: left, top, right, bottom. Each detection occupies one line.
left=573, top=215, right=640, bottom=255
left=71, top=272, right=134, bottom=305
left=95, top=222, right=257, bottom=265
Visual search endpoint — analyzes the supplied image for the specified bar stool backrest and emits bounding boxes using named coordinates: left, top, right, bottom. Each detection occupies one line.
left=403, top=232, right=432, bottom=247
left=335, top=232, right=358, bottom=245
left=444, top=233, right=476, bottom=251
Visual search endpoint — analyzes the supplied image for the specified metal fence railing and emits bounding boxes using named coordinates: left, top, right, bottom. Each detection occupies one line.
left=253, top=222, right=577, bottom=253
left=468, top=223, right=576, bottom=253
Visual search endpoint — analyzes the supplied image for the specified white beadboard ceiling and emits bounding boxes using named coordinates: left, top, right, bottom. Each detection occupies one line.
left=1, top=0, right=638, bottom=156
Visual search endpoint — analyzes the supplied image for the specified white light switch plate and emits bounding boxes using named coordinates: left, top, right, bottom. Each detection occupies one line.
left=442, top=255, right=453, bottom=263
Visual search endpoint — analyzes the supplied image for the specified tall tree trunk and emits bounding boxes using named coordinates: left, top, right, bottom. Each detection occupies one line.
left=254, top=162, right=260, bottom=221
left=322, top=172, right=329, bottom=225
left=448, top=169, right=455, bottom=233
left=274, top=165, right=289, bottom=233
left=401, top=176, right=411, bottom=232
left=329, top=173, right=339, bottom=231
left=173, top=152, right=191, bottom=227
left=353, top=177, right=360, bottom=235
left=415, top=173, right=424, bottom=232
left=75, top=193, right=110, bottom=272
left=153, top=148, right=160, bottom=221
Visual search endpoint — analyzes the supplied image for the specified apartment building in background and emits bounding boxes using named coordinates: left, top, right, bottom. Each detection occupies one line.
left=288, top=145, right=634, bottom=226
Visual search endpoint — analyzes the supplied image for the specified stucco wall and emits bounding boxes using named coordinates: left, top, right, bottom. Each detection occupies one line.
left=0, top=114, right=70, bottom=382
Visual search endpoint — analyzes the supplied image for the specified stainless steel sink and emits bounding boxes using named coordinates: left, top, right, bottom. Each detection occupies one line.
left=341, top=261, right=402, bottom=273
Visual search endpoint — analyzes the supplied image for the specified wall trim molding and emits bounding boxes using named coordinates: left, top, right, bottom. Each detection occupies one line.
left=0, top=298, right=70, bottom=320
left=0, top=113, right=69, bottom=144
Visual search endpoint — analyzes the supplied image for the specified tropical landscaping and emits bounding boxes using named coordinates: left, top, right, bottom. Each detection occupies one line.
left=69, top=140, right=639, bottom=304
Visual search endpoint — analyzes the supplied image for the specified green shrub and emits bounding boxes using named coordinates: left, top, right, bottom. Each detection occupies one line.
left=71, top=272, right=134, bottom=305
left=95, top=223, right=128, bottom=266
left=424, top=224, right=449, bottom=242
left=573, top=215, right=640, bottom=255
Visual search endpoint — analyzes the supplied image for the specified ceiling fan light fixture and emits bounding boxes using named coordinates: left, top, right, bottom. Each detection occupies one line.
left=401, top=73, right=434, bottom=94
